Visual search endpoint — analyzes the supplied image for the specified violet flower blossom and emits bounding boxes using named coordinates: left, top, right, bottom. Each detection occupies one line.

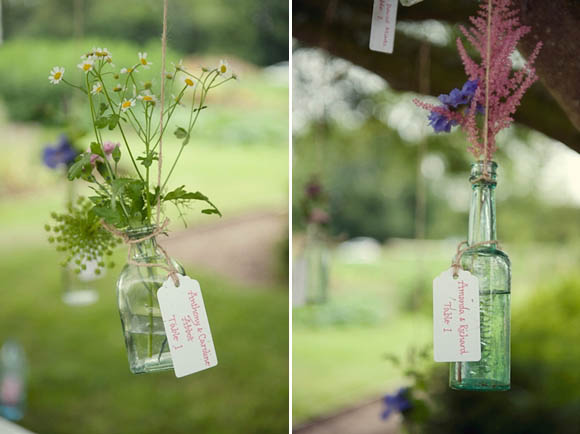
left=381, top=387, right=412, bottom=420
left=42, top=135, right=78, bottom=169
left=89, top=141, right=120, bottom=165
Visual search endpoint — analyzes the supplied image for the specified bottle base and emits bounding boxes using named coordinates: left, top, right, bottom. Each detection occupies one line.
left=450, top=378, right=510, bottom=392
left=128, top=353, right=174, bottom=374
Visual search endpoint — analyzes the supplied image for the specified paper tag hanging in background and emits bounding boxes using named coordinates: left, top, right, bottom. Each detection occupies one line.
left=433, top=269, right=481, bottom=362
left=157, top=275, right=218, bottom=378
left=369, top=0, right=399, bottom=54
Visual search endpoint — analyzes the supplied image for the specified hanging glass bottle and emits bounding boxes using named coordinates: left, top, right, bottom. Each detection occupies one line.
left=61, top=182, right=101, bottom=306
left=449, top=161, right=511, bottom=391
left=116, top=226, right=185, bottom=374
left=304, top=222, right=329, bottom=304
left=0, top=340, right=27, bottom=421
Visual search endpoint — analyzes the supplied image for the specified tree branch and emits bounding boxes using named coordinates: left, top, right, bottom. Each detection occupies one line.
left=293, top=0, right=580, bottom=153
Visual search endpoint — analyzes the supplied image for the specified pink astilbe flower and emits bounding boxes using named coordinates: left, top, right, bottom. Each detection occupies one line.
left=414, top=0, right=542, bottom=160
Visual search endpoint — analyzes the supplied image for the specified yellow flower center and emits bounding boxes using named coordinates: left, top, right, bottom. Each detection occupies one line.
left=54, top=72, right=62, bottom=80
left=122, top=101, right=132, bottom=109
left=140, top=58, right=147, bottom=65
left=185, top=78, right=194, bottom=86
left=83, top=63, right=92, bottom=71
left=142, top=95, right=153, bottom=101
left=220, top=65, right=227, bottom=74
left=127, top=67, right=133, bottom=73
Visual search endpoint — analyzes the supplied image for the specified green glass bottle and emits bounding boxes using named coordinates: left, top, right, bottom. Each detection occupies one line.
left=449, top=161, right=511, bottom=391
left=304, top=223, right=329, bottom=304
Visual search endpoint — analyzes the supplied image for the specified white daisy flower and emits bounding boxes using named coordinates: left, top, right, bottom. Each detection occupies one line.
left=138, top=52, right=151, bottom=68
left=77, top=58, right=94, bottom=73
left=120, top=98, right=136, bottom=112
left=91, top=82, right=103, bottom=95
left=218, top=59, right=231, bottom=76
left=100, top=47, right=112, bottom=62
left=137, top=93, right=157, bottom=104
left=172, top=59, right=184, bottom=71
left=112, top=83, right=124, bottom=93
left=48, top=66, right=65, bottom=85
left=120, top=66, right=137, bottom=75
left=184, top=77, right=196, bottom=87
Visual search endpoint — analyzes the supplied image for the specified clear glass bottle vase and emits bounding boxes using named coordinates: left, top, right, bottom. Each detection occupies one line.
left=304, top=223, right=329, bottom=304
left=449, top=161, right=511, bottom=391
left=116, top=226, right=185, bottom=374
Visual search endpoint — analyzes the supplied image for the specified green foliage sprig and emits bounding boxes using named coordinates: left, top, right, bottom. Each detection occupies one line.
left=45, top=197, right=120, bottom=275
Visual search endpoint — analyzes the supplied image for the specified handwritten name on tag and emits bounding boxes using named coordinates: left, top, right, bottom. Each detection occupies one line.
left=157, top=275, right=218, bottom=377
left=433, top=269, right=481, bottom=362
left=369, top=0, right=399, bottom=54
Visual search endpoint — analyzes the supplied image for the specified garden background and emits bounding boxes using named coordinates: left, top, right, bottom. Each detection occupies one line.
left=0, top=1, right=289, bottom=433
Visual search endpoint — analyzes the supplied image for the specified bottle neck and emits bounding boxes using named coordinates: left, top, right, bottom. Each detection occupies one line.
left=126, top=226, right=160, bottom=261
left=468, top=180, right=497, bottom=245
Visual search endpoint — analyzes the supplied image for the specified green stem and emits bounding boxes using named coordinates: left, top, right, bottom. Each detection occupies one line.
left=95, top=70, right=145, bottom=182
left=160, top=73, right=217, bottom=192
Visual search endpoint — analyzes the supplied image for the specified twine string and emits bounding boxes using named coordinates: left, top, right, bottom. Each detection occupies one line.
left=102, top=219, right=180, bottom=286
left=451, top=239, right=501, bottom=278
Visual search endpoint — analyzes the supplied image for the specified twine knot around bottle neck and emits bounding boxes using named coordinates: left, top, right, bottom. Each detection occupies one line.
left=451, top=239, right=502, bottom=278
left=470, top=160, right=497, bottom=186
left=101, top=218, right=181, bottom=287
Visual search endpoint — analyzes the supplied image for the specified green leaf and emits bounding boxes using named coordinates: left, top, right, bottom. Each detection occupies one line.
left=99, top=102, right=108, bottom=116
left=108, top=114, right=120, bottom=130
left=91, top=206, right=122, bottom=226
left=94, top=115, right=110, bottom=129
left=174, top=127, right=188, bottom=139
left=163, top=186, right=221, bottom=217
left=67, top=153, right=92, bottom=180
left=112, top=145, right=121, bottom=163
left=90, top=142, right=104, bottom=157
left=136, top=151, right=158, bottom=168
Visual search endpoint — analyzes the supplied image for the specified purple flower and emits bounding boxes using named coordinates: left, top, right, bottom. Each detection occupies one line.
left=381, top=387, right=412, bottom=420
left=305, top=179, right=323, bottom=199
left=42, top=135, right=78, bottom=169
left=428, top=111, right=458, bottom=133
left=438, top=79, right=479, bottom=109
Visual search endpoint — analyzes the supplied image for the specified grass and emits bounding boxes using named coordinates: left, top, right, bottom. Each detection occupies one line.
left=0, top=246, right=288, bottom=434
left=292, top=238, right=580, bottom=424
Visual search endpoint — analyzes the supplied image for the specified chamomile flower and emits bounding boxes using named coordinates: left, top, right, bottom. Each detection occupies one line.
left=218, top=60, right=230, bottom=76
left=138, top=52, right=151, bottom=68
left=48, top=66, right=65, bottom=84
left=120, top=98, right=136, bottom=112
left=77, top=58, right=94, bottom=73
left=99, top=48, right=113, bottom=62
left=137, top=93, right=157, bottom=105
left=184, top=77, right=196, bottom=87
left=172, top=94, right=185, bottom=106
left=112, top=83, right=124, bottom=92
left=91, top=82, right=103, bottom=95
left=120, top=67, right=137, bottom=75
left=172, top=59, right=184, bottom=71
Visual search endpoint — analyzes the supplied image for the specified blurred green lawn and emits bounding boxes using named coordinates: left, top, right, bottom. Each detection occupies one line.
left=0, top=246, right=288, bottom=434
left=292, top=239, right=580, bottom=423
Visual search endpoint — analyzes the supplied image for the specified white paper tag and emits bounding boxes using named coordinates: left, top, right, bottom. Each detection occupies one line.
left=433, top=269, right=481, bottom=362
left=157, top=275, right=218, bottom=377
left=369, top=0, right=399, bottom=54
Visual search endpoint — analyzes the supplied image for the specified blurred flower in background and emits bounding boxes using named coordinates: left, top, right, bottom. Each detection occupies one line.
left=42, top=135, right=78, bottom=169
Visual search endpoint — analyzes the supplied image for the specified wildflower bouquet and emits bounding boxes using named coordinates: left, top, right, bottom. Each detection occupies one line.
left=45, top=47, right=235, bottom=273
left=414, top=0, right=542, bottom=161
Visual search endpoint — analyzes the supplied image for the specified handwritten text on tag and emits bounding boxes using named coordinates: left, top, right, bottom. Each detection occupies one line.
left=433, top=269, right=481, bottom=362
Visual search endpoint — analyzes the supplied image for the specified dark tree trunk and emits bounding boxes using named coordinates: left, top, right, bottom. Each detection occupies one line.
left=293, top=0, right=580, bottom=153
